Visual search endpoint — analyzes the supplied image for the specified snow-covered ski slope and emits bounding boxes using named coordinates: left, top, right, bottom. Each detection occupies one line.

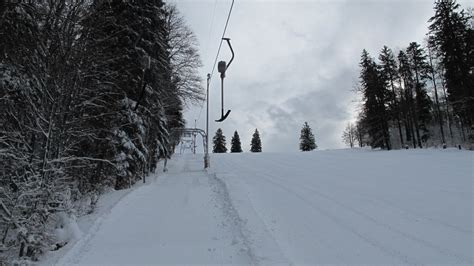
left=56, top=149, right=473, bottom=265
left=211, top=149, right=473, bottom=265
left=56, top=155, right=252, bottom=265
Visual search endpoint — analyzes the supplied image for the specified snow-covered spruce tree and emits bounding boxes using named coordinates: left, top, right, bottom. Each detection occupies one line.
left=213, top=128, right=227, bottom=153
left=231, top=131, right=243, bottom=153
left=300, top=122, right=317, bottom=151
left=398, top=50, right=419, bottom=148
left=428, top=0, right=473, bottom=135
left=426, top=41, right=447, bottom=146
left=379, top=46, right=405, bottom=148
left=79, top=0, right=173, bottom=189
left=406, top=42, right=433, bottom=145
left=250, top=129, right=262, bottom=152
left=1, top=0, right=202, bottom=261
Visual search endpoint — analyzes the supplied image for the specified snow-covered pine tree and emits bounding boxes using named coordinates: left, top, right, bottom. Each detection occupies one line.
left=398, top=50, right=419, bottom=148
left=428, top=0, right=473, bottom=135
left=213, top=128, right=227, bottom=153
left=359, top=49, right=392, bottom=150
left=379, top=46, right=405, bottom=148
left=250, top=129, right=262, bottom=152
left=79, top=0, right=173, bottom=189
left=406, top=42, right=433, bottom=145
left=1, top=0, right=201, bottom=260
left=231, top=131, right=243, bottom=153
left=300, top=122, right=317, bottom=151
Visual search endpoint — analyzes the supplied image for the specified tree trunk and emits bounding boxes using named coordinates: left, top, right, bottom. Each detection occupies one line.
left=0, top=0, right=6, bottom=27
left=428, top=47, right=446, bottom=145
left=440, top=78, right=454, bottom=141
left=412, top=104, right=423, bottom=148
left=389, top=77, right=404, bottom=147
left=412, top=68, right=423, bottom=148
left=19, top=242, right=25, bottom=257
left=357, top=129, right=363, bottom=147
left=404, top=117, right=411, bottom=142
left=2, top=226, right=9, bottom=244
left=404, top=80, right=420, bottom=148
left=41, top=103, right=57, bottom=183
left=409, top=110, right=417, bottom=148
left=460, top=118, right=467, bottom=142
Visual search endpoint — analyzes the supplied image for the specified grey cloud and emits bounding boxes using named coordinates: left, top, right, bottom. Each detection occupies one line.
left=260, top=67, right=355, bottom=151
left=177, top=0, right=473, bottom=152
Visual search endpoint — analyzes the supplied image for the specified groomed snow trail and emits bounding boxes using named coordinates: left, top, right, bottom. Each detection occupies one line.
left=56, top=149, right=472, bottom=265
left=57, top=154, right=254, bottom=265
left=211, top=149, right=473, bottom=265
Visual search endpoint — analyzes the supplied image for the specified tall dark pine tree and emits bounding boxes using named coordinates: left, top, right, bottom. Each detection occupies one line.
left=80, top=0, right=172, bottom=189
left=230, top=131, right=243, bottom=153
left=0, top=0, right=202, bottom=260
left=398, top=50, right=418, bottom=148
left=428, top=0, right=473, bottom=137
left=213, top=128, right=227, bottom=153
left=299, top=122, right=317, bottom=151
left=359, top=50, right=392, bottom=150
left=250, top=129, right=262, bottom=152
left=427, top=42, right=447, bottom=145
left=379, top=46, right=404, bottom=147
left=406, top=42, right=433, bottom=144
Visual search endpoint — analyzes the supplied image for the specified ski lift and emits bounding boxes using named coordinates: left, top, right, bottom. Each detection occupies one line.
left=215, top=38, right=234, bottom=122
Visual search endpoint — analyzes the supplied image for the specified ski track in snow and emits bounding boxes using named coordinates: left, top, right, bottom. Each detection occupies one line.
left=250, top=157, right=471, bottom=264
left=51, top=150, right=473, bottom=265
left=54, top=154, right=254, bottom=265
left=217, top=157, right=418, bottom=265
left=208, top=172, right=259, bottom=265
left=211, top=150, right=473, bottom=265
left=266, top=154, right=473, bottom=235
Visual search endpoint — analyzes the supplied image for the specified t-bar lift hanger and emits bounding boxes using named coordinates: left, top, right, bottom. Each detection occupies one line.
left=215, top=37, right=234, bottom=122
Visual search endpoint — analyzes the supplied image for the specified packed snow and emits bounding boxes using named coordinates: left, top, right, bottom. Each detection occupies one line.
left=50, top=149, right=473, bottom=265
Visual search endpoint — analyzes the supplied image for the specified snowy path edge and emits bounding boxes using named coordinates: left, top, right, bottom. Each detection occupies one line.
left=48, top=173, right=160, bottom=265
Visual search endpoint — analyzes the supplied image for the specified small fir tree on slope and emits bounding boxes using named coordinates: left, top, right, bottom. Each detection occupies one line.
left=250, top=129, right=262, bottom=152
left=213, top=128, right=227, bottom=153
left=300, top=122, right=317, bottom=151
left=231, top=131, right=243, bottom=153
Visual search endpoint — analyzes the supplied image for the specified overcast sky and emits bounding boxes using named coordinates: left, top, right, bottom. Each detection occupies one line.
left=172, top=0, right=471, bottom=152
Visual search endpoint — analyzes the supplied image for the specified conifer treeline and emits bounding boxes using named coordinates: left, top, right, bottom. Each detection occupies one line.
left=214, top=123, right=318, bottom=153
left=0, top=0, right=202, bottom=259
left=355, top=0, right=473, bottom=149
left=212, top=129, right=262, bottom=153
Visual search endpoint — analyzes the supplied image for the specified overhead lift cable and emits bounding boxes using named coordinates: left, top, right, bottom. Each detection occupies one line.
left=196, top=0, right=235, bottom=123
left=195, top=0, right=219, bottom=123
left=209, top=0, right=235, bottom=81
